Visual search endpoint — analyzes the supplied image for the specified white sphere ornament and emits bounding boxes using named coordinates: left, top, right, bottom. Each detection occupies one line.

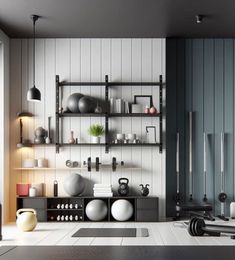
left=16, top=208, right=37, bottom=232
left=85, top=199, right=108, bottom=221
left=111, top=199, right=134, bottom=221
left=63, top=173, right=85, bottom=196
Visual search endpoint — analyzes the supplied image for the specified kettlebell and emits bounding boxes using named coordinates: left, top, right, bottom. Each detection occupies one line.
left=140, top=184, right=150, bottom=197
left=16, top=208, right=37, bottom=232
left=118, top=178, right=129, bottom=196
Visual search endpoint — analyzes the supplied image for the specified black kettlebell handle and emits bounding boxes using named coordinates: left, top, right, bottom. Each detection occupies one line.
left=119, top=178, right=129, bottom=184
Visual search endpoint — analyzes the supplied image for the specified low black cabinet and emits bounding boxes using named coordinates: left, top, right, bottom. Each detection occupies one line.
left=17, top=196, right=158, bottom=222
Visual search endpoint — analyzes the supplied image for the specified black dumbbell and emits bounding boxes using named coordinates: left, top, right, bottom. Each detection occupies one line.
left=173, top=192, right=184, bottom=203
left=188, top=217, right=235, bottom=238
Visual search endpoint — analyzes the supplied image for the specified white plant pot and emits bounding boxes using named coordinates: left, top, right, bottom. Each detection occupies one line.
left=92, top=136, right=100, bottom=143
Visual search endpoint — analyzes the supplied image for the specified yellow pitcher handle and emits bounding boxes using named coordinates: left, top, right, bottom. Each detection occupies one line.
left=16, top=208, right=37, bottom=217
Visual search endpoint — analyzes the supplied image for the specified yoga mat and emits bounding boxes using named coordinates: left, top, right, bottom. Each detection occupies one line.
left=72, top=228, right=149, bottom=237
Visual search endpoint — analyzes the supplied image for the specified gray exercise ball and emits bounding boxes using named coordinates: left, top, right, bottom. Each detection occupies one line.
left=85, top=199, right=108, bottom=221
left=67, top=93, right=84, bottom=113
left=111, top=199, right=133, bottom=221
left=63, top=173, right=85, bottom=196
left=78, top=96, right=96, bottom=113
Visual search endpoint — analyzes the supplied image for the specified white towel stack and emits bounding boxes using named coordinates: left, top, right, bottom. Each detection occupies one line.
left=93, top=184, right=113, bottom=197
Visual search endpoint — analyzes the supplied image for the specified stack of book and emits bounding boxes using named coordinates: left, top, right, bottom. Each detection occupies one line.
left=93, top=184, right=113, bottom=197
left=110, top=98, right=129, bottom=113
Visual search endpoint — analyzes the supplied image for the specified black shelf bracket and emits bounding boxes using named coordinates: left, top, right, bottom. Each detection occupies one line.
left=55, top=75, right=60, bottom=153
left=105, top=75, right=109, bottom=153
left=159, top=75, right=163, bottom=153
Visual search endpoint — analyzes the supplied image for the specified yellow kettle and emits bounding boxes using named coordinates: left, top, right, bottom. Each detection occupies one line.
left=16, top=208, right=37, bottom=232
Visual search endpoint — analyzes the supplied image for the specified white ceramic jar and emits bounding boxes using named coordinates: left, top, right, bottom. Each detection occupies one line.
left=29, top=187, right=37, bottom=197
left=37, top=158, right=48, bottom=168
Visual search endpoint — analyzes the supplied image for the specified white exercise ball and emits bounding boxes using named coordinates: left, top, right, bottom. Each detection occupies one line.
left=63, top=173, right=85, bottom=196
left=111, top=199, right=133, bottom=221
left=85, top=199, right=108, bottom=221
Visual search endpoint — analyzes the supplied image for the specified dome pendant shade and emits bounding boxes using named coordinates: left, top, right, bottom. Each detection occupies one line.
left=27, top=85, right=41, bottom=102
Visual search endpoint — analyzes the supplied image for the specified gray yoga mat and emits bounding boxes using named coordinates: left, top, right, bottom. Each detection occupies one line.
left=72, top=228, right=149, bottom=237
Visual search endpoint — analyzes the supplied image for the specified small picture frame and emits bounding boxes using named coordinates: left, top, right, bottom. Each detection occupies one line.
left=134, top=95, right=153, bottom=112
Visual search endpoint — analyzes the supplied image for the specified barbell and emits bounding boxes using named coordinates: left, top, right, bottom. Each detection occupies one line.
left=188, top=217, right=235, bottom=238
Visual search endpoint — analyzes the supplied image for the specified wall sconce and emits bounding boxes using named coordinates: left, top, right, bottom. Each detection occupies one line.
left=16, top=111, right=33, bottom=148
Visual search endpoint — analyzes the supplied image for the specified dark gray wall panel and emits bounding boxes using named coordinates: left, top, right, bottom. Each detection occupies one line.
left=214, top=39, right=224, bottom=216
left=203, top=39, right=215, bottom=205
left=192, top=39, right=204, bottom=203
left=224, top=40, right=234, bottom=215
left=185, top=40, right=193, bottom=201
left=166, top=39, right=178, bottom=217
left=166, top=39, right=186, bottom=216
left=166, top=38, right=235, bottom=217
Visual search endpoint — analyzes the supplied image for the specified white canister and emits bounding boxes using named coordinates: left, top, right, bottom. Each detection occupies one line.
left=29, top=187, right=37, bottom=197
left=230, top=202, right=235, bottom=218
left=31, top=183, right=44, bottom=197
left=37, top=158, right=48, bottom=168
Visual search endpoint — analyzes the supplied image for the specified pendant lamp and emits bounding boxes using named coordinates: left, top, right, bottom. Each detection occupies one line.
left=27, top=15, right=41, bottom=102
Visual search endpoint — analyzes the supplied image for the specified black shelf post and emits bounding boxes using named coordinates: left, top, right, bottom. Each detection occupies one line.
left=105, top=75, right=109, bottom=153
left=159, top=75, right=163, bottom=153
left=55, top=75, right=60, bottom=153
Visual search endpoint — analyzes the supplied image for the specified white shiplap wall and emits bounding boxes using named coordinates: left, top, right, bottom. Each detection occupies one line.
left=9, top=39, right=165, bottom=221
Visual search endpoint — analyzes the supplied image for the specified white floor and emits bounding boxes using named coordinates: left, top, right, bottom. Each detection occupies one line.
left=1, top=220, right=235, bottom=246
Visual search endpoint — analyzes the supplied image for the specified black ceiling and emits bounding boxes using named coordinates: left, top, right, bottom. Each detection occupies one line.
left=0, top=0, right=234, bottom=38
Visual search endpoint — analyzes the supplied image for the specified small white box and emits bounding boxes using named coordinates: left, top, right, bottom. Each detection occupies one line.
left=131, top=104, right=142, bottom=113
left=22, top=159, right=36, bottom=168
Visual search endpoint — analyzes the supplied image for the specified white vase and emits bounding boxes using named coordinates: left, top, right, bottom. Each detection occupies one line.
left=92, top=136, right=100, bottom=143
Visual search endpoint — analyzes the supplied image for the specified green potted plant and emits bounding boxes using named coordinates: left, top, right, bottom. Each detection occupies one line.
left=88, top=124, right=105, bottom=143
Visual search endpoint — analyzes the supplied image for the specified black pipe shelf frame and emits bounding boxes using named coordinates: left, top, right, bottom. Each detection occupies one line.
left=55, top=75, right=164, bottom=154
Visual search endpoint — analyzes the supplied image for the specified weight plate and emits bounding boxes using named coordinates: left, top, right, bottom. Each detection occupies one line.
left=192, top=217, right=199, bottom=236
left=112, top=157, right=116, bottom=172
left=218, top=192, right=227, bottom=202
left=66, top=160, right=72, bottom=168
left=194, top=218, right=205, bottom=236
left=96, top=157, right=99, bottom=172
left=188, top=217, right=196, bottom=236
left=88, top=157, right=91, bottom=172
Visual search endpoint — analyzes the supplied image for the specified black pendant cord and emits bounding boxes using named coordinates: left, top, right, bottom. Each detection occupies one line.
left=31, top=15, right=39, bottom=88
left=33, top=17, right=35, bottom=87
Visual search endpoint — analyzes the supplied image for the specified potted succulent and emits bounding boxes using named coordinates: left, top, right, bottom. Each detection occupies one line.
left=88, top=124, right=105, bottom=143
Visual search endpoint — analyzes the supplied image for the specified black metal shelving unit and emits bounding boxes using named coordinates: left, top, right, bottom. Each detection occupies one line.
left=55, top=75, right=164, bottom=154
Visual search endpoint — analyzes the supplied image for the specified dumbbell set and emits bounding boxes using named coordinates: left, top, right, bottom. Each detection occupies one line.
left=83, top=157, right=124, bottom=172
left=187, top=217, right=235, bottom=239
left=55, top=203, right=82, bottom=210
left=49, top=215, right=83, bottom=222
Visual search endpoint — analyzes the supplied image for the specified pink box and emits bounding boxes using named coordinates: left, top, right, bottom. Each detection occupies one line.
left=16, top=184, right=30, bottom=197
